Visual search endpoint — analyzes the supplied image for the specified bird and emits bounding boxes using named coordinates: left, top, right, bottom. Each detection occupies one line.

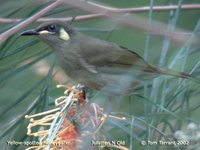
left=20, top=21, right=198, bottom=94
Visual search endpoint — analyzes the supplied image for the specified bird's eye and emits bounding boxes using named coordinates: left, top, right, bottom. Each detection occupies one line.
left=48, top=25, right=56, bottom=31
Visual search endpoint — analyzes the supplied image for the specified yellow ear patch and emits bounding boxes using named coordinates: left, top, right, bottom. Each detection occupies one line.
left=59, top=28, right=70, bottom=41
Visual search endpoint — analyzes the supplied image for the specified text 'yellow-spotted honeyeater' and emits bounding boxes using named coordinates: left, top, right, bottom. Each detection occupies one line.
left=21, top=21, right=198, bottom=93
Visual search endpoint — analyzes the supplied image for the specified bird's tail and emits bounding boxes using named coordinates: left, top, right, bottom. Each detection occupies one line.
left=149, top=64, right=200, bottom=83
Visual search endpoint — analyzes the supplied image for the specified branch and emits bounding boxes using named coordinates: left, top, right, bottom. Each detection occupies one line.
left=0, top=14, right=102, bottom=23
left=61, top=0, right=199, bottom=46
left=87, top=3, right=200, bottom=13
left=0, top=0, right=64, bottom=43
left=0, top=4, right=199, bottom=23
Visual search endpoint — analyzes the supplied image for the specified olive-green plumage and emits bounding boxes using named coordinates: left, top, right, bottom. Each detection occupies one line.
left=21, top=21, right=197, bottom=93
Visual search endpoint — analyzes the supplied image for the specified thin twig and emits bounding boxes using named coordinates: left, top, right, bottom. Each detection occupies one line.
left=0, top=4, right=199, bottom=23
left=87, top=3, right=200, bottom=13
left=0, top=14, right=101, bottom=23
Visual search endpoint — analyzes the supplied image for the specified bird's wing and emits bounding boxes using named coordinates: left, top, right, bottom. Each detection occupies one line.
left=79, top=36, right=152, bottom=74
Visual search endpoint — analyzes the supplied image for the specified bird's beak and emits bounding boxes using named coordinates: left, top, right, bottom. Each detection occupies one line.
left=20, top=29, right=39, bottom=36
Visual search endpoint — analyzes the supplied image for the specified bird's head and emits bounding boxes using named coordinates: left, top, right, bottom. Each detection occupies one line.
left=21, top=21, right=76, bottom=45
